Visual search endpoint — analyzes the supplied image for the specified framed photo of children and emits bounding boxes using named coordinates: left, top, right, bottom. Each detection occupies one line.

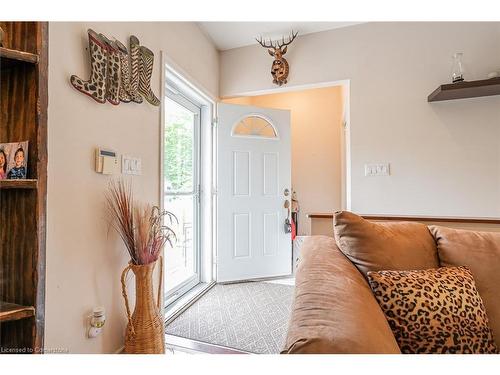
left=0, top=141, right=29, bottom=180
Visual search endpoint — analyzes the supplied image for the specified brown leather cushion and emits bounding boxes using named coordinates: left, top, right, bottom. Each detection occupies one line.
left=283, top=236, right=400, bottom=354
left=430, top=225, right=500, bottom=348
left=333, top=211, right=439, bottom=277
left=368, top=266, right=498, bottom=354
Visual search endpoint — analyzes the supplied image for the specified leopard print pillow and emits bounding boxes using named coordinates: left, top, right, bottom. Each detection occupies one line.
left=367, top=266, right=498, bottom=354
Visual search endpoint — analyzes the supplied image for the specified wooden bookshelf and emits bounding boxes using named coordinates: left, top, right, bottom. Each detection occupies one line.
left=0, top=179, right=38, bottom=190
left=0, top=22, right=48, bottom=354
left=0, top=47, right=39, bottom=66
left=0, top=302, right=35, bottom=323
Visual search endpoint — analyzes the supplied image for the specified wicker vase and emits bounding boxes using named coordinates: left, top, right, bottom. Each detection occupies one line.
left=121, top=257, right=165, bottom=354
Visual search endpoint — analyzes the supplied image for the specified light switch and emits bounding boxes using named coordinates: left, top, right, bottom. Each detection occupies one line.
left=122, top=155, right=142, bottom=175
left=365, top=163, right=390, bottom=176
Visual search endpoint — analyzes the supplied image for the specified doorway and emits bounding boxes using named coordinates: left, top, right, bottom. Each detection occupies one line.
left=222, top=82, right=349, bottom=237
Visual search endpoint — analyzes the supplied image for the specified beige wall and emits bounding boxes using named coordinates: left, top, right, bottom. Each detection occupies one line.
left=46, top=22, right=218, bottom=353
left=224, top=86, right=344, bottom=235
left=220, top=22, right=500, bottom=218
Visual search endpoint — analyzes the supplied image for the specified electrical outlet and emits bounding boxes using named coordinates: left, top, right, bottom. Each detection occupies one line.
left=365, top=163, right=390, bottom=176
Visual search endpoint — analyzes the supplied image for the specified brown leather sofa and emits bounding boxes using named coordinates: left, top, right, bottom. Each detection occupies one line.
left=282, top=212, right=500, bottom=354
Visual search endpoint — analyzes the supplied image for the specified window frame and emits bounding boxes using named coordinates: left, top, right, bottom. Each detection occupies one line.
left=161, top=57, right=217, bottom=319
left=163, top=81, right=202, bottom=303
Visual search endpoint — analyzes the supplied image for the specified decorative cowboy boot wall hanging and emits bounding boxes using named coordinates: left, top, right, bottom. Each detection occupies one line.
left=138, top=46, right=161, bottom=106
left=128, top=35, right=144, bottom=104
left=70, top=29, right=160, bottom=107
left=70, top=29, right=108, bottom=103
left=100, top=34, right=121, bottom=106
left=115, top=40, right=132, bottom=103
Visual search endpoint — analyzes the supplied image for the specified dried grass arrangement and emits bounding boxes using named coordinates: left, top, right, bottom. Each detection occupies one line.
left=106, top=179, right=176, bottom=354
left=106, top=179, right=176, bottom=265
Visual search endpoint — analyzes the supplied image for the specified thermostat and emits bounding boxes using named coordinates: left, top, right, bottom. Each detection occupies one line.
left=95, top=148, right=118, bottom=175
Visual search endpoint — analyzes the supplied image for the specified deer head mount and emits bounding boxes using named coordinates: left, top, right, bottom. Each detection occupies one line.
left=256, top=31, right=298, bottom=86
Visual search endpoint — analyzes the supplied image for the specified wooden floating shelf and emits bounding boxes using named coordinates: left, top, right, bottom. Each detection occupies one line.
left=428, top=77, right=500, bottom=102
left=0, top=179, right=38, bottom=190
left=0, top=302, right=35, bottom=323
left=0, top=47, right=39, bottom=66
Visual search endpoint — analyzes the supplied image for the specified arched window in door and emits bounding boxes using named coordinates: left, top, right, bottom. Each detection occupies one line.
left=232, top=115, right=278, bottom=138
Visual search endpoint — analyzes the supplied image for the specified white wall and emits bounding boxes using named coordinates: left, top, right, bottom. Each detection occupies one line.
left=46, top=22, right=218, bottom=353
left=220, top=22, right=500, bottom=218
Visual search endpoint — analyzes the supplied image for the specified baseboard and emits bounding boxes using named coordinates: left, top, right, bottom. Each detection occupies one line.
left=114, top=346, right=124, bottom=354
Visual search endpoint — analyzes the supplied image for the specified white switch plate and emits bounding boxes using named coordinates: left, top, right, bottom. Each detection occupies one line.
left=122, top=155, right=142, bottom=175
left=365, top=163, right=390, bottom=176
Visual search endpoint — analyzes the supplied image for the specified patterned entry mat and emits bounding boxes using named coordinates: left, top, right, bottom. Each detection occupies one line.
left=165, top=281, right=295, bottom=354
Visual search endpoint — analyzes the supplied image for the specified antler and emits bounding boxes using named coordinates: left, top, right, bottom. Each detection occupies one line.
left=255, top=36, right=276, bottom=49
left=277, top=30, right=298, bottom=48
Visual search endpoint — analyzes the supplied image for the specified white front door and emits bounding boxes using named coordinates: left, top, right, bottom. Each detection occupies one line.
left=217, top=103, right=292, bottom=282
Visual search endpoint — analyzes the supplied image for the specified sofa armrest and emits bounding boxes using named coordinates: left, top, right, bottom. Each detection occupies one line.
left=283, top=236, right=401, bottom=354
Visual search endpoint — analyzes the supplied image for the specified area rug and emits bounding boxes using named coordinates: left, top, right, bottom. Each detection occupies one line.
left=165, top=281, right=295, bottom=354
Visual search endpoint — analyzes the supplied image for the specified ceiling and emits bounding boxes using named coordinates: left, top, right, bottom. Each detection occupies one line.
left=198, top=22, right=361, bottom=51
